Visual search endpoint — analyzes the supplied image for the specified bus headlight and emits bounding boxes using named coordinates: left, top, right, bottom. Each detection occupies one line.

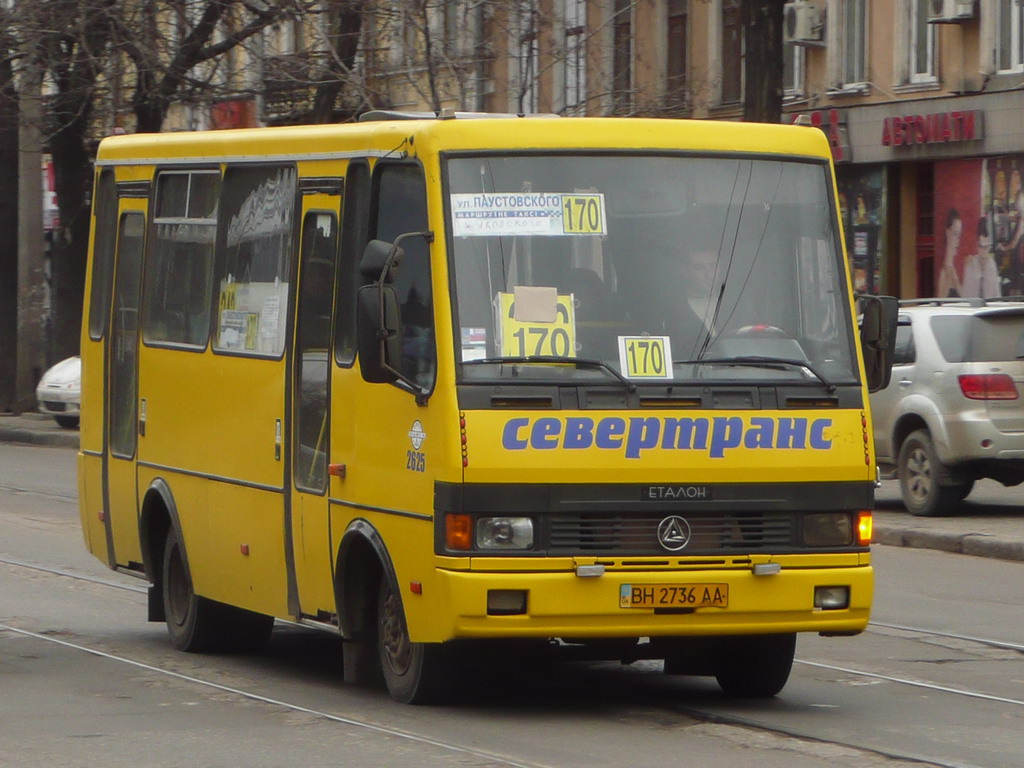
left=476, top=517, right=534, bottom=550
left=803, top=512, right=853, bottom=547
left=814, top=585, right=850, bottom=610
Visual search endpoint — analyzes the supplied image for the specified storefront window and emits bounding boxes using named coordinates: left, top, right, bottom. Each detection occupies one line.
left=836, top=166, right=887, bottom=295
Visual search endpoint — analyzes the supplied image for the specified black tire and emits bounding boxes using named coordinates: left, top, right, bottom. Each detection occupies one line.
left=377, top=579, right=452, bottom=704
left=161, top=528, right=274, bottom=653
left=55, top=415, right=79, bottom=429
left=897, top=429, right=962, bottom=516
left=714, top=633, right=796, bottom=698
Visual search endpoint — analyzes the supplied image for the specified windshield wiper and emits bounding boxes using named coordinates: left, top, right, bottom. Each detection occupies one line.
left=675, top=355, right=836, bottom=394
left=463, top=355, right=636, bottom=392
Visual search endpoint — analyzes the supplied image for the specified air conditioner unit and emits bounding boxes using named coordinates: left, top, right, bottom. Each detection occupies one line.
left=927, top=0, right=976, bottom=23
left=783, top=2, right=823, bottom=46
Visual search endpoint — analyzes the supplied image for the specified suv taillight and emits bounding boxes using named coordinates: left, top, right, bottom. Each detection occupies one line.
left=957, top=373, right=1019, bottom=400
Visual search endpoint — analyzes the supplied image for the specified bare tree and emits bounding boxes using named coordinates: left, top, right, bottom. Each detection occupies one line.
left=25, top=1, right=117, bottom=362
left=115, top=0, right=297, bottom=133
left=309, top=0, right=364, bottom=122
left=0, top=18, right=20, bottom=409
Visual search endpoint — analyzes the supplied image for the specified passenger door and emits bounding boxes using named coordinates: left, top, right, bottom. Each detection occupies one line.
left=105, top=208, right=147, bottom=564
left=290, top=190, right=342, bottom=615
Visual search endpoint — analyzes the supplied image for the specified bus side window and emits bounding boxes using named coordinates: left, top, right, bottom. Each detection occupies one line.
left=88, top=170, right=118, bottom=341
left=212, top=165, right=297, bottom=357
left=369, top=163, right=435, bottom=392
left=142, top=171, right=219, bottom=348
left=335, top=160, right=370, bottom=366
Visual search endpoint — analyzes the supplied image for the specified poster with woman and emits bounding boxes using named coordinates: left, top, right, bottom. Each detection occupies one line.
left=986, top=157, right=1024, bottom=295
left=935, top=155, right=1024, bottom=298
left=934, top=159, right=981, bottom=298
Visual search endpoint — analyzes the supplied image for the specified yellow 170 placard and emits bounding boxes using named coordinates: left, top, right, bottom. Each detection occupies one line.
left=496, top=292, right=577, bottom=358
left=618, top=335, right=673, bottom=379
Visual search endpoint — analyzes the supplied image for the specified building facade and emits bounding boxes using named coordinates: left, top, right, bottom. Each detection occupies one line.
left=356, top=0, right=1019, bottom=302
left=99, top=1, right=1023, bottom=301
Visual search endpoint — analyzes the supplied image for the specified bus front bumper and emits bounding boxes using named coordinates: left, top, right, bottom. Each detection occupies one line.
left=417, top=563, right=872, bottom=642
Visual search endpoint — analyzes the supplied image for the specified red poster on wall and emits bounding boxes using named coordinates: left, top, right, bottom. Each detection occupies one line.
left=935, top=157, right=1023, bottom=298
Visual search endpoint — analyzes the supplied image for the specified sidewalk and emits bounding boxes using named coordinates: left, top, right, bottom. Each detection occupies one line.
left=0, top=412, right=79, bottom=449
left=1, top=412, right=1021, bottom=562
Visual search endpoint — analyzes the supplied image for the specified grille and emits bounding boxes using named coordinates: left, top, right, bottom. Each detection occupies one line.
left=42, top=401, right=67, bottom=412
left=547, top=512, right=795, bottom=554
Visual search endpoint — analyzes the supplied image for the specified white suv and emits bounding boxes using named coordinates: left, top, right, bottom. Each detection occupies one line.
left=870, top=299, right=1024, bottom=515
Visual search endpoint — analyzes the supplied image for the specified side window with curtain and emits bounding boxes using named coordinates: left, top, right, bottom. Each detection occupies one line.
left=88, top=170, right=118, bottom=340
left=213, top=165, right=297, bottom=357
left=142, top=171, right=219, bottom=347
left=371, top=163, right=436, bottom=391
left=335, top=160, right=370, bottom=366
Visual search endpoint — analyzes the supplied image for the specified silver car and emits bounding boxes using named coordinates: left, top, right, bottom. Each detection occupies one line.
left=870, top=299, right=1024, bottom=515
left=35, top=355, right=81, bottom=429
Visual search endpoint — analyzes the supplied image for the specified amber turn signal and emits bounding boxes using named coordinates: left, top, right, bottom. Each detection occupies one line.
left=857, top=511, right=873, bottom=546
left=446, top=513, right=473, bottom=550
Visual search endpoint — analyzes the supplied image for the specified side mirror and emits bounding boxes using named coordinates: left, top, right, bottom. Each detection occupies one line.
left=360, top=239, right=403, bottom=281
left=859, top=295, right=898, bottom=393
left=356, top=282, right=402, bottom=383
left=355, top=231, right=433, bottom=396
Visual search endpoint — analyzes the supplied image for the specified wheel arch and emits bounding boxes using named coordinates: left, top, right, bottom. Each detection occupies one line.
left=334, top=519, right=400, bottom=641
left=138, top=478, right=187, bottom=586
left=891, top=411, right=930, bottom=461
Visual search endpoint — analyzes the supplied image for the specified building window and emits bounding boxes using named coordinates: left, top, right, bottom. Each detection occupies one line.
left=721, top=0, right=743, bottom=105
left=841, top=0, right=868, bottom=87
left=512, top=0, right=539, bottom=113
left=783, top=40, right=804, bottom=97
left=612, top=0, right=632, bottom=113
left=910, top=0, right=937, bottom=83
left=440, top=0, right=463, bottom=57
left=666, top=0, right=688, bottom=109
left=997, top=0, right=1024, bottom=73
left=564, top=0, right=587, bottom=114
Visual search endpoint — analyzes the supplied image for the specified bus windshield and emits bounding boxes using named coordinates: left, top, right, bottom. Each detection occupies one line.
left=446, top=153, right=858, bottom=388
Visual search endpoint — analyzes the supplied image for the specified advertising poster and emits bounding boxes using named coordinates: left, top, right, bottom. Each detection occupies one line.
left=837, top=166, right=887, bottom=295
left=935, top=156, right=1022, bottom=298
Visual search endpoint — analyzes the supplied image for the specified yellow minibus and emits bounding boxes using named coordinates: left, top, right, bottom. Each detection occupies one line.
left=79, top=112, right=896, bottom=703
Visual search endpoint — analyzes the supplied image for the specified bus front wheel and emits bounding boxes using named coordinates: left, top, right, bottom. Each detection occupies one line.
left=161, top=528, right=273, bottom=653
left=377, top=579, right=451, bottom=704
left=713, top=633, right=796, bottom=698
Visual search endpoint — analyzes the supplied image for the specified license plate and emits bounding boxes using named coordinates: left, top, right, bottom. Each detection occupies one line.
left=619, top=583, right=729, bottom=609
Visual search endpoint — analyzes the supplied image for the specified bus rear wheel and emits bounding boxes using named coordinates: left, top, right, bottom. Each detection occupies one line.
left=377, top=579, right=451, bottom=704
left=161, top=528, right=273, bottom=653
left=713, top=633, right=796, bottom=698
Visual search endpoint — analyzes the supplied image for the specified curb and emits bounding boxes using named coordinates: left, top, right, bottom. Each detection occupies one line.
left=0, top=425, right=80, bottom=450
left=873, top=522, right=1024, bottom=563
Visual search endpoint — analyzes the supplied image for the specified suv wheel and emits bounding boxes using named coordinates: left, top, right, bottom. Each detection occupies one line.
left=897, top=429, right=964, bottom=516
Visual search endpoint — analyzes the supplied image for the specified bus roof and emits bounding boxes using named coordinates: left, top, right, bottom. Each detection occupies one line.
left=94, top=115, right=833, bottom=167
